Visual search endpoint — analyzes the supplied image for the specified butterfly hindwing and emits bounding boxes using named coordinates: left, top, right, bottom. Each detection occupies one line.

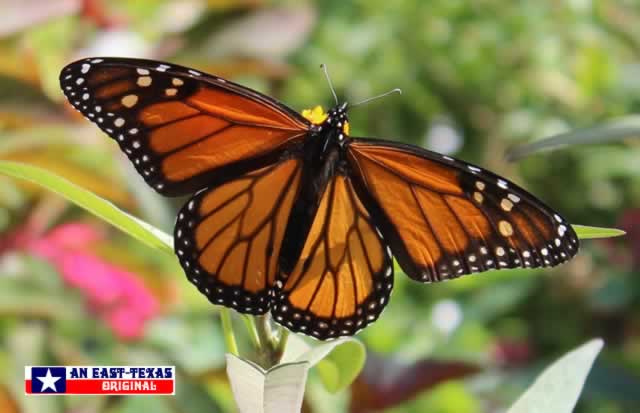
left=347, top=139, right=579, bottom=282
left=60, top=57, right=309, bottom=196
left=271, top=174, right=394, bottom=340
left=174, top=156, right=303, bottom=314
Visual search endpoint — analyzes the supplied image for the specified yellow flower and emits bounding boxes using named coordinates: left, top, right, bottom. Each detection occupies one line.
left=301, top=105, right=328, bottom=125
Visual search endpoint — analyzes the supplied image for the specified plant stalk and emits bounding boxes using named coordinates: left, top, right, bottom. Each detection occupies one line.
left=254, top=314, right=287, bottom=368
left=220, top=308, right=239, bottom=356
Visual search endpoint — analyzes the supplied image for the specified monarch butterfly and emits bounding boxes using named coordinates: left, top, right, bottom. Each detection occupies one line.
left=59, top=57, right=579, bottom=340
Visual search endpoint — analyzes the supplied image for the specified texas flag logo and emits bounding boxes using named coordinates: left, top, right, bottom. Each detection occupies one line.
left=25, top=366, right=175, bottom=395
left=27, top=367, right=67, bottom=394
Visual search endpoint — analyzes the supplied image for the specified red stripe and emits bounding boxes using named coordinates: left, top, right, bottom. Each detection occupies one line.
left=25, top=379, right=173, bottom=395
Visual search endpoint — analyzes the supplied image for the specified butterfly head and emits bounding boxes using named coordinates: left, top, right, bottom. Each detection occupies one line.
left=327, top=102, right=350, bottom=136
left=302, top=103, right=351, bottom=138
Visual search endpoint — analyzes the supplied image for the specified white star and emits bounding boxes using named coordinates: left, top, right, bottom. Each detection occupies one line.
left=37, top=369, right=61, bottom=392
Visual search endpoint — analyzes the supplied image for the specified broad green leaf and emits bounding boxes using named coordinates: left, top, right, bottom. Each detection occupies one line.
left=506, top=116, right=640, bottom=161
left=315, top=340, right=366, bottom=393
left=0, top=161, right=174, bottom=255
left=507, top=339, right=604, bottom=413
left=573, top=225, right=625, bottom=239
left=225, top=354, right=309, bottom=413
left=283, top=335, right=366, bottom=393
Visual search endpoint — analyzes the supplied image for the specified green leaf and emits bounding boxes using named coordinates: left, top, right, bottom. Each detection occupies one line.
left=507, top=339, right=604, bottom=413
left=506, top=116, right=640, bottom=161
left=573, top=224, right=625, bottom=239
left=225, top=354, right=309, bottom=413
left=0, top=161, right=174, bottom=255
left=282, top=335, right=366, bottom=393
left=315, top=340, right=366, bottom=393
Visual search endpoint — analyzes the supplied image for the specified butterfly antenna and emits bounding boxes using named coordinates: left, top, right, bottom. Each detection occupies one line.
left=351, top=88, right=402, bottom=108
left=320, top=64, right=339, bottom=105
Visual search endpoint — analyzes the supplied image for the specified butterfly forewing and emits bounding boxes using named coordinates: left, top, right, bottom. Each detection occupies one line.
left=174, top=157, right=303, bottom=314
left=347, top=139, right=579, bottom=282
left=271, top=174, right=394, bottom=340
left=60, top=57, right=309, bottom=196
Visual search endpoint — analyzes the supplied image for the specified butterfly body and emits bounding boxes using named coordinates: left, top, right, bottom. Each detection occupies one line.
left=280, top=103, right=352, bottom=273
left=60, top=57, right=579, bottom=340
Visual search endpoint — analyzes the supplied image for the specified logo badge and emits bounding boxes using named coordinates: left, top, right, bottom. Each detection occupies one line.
left=25, top=366, right=175, bottom=395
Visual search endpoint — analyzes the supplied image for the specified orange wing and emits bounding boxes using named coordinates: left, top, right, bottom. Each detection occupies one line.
left=348, top=139, right=579, bottom=282
left=174, top=157, right=302, bottom=314
left=271, top=174, right=394, bottom=340
left=60, top=57, right=309, bottom=196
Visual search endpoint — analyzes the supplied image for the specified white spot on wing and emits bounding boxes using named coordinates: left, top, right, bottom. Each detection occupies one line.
left=137, top=76, right=152, bottom=87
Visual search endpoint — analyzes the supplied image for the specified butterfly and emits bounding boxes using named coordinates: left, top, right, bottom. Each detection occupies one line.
left=59, top=57, right=579, bottom=340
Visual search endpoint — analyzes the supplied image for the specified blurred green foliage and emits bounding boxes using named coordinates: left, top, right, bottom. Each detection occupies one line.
left=0, top=1, right=638, bottom=412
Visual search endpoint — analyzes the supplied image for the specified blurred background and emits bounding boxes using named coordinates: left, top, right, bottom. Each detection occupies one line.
left=0, top=1, right=638, bottom=412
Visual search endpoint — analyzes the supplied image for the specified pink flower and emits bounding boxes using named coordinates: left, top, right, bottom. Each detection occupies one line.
left=17, top=222, right=160, bottom=340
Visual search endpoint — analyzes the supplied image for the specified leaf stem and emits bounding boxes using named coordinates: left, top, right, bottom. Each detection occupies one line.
left=242, top=314, right=262, bottom=350
left=276, top=328, right=290, bottom=357
left=220, top=308, right=239, bottom=356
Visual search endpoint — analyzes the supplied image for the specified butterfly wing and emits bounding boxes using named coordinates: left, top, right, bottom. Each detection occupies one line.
left=174, top=156, right=303, bottom=314
left=347, top=138, right=579, bottom=282
left=60, top=57, right=309, bottom=196
left=271, top=173, right=394, bottom=340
